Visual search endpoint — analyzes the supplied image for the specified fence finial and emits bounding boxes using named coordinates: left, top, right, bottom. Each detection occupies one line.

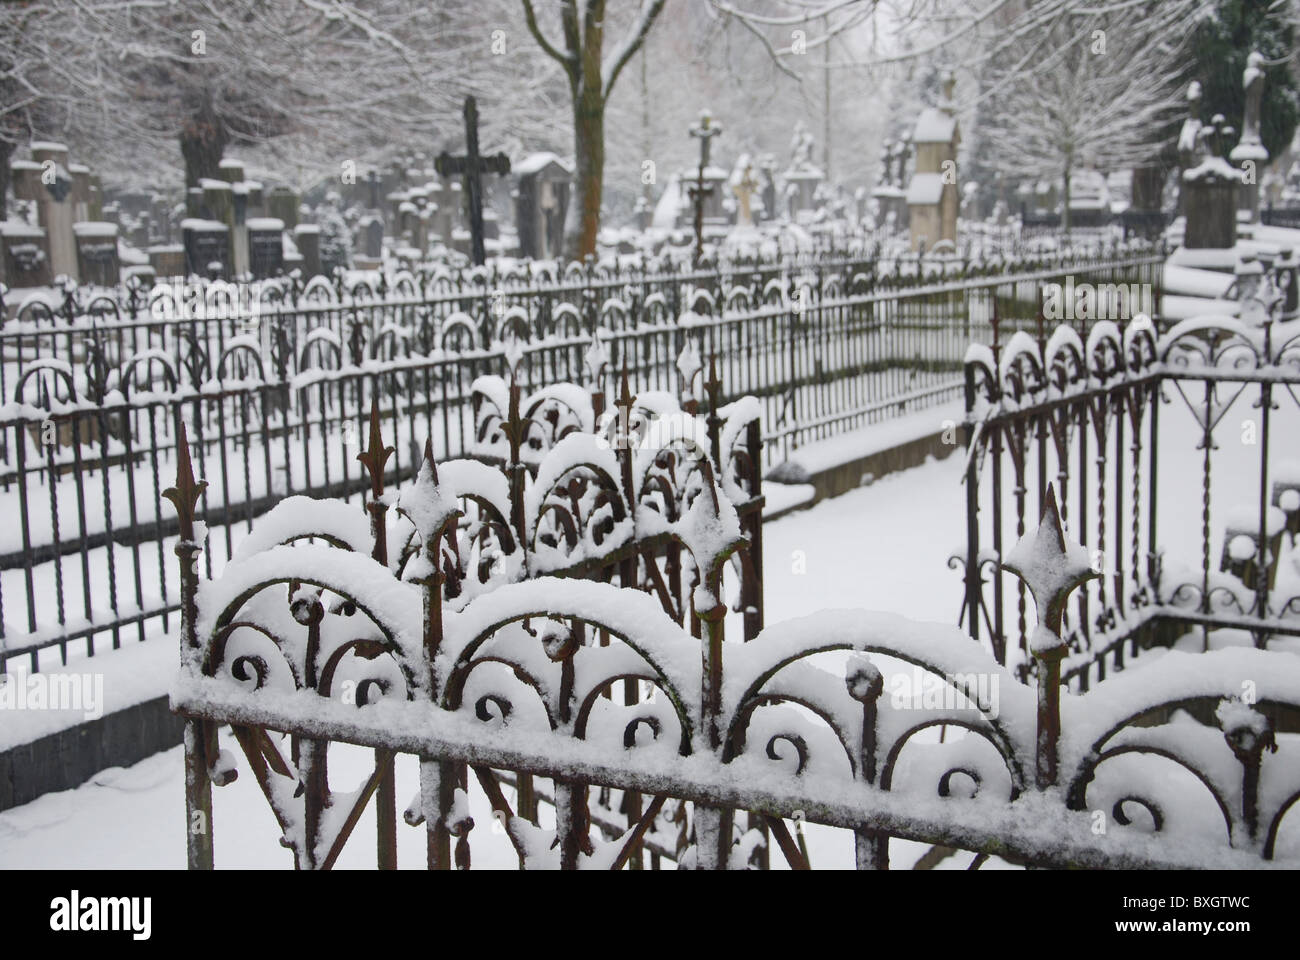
left=163, top=419, right=207, bottom=543
left=616, top=361, right=634, bottom=415
left=357, top=397, right=394, bottom=499
left=423, top=435, right=440, bottom=484
left=1002, top=484, right=1098, bottom=789
left=1002, top=485, right=1097, bottom=652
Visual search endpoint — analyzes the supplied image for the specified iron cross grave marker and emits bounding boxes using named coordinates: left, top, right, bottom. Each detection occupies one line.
left=435, top=96, right=510, bottom=265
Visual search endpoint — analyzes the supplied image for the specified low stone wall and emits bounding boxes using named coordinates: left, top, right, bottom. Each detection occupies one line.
left=0, top=695, right=181, bottom=812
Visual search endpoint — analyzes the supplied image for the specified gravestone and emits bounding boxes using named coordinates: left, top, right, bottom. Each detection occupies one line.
left=182, top=219, right=231, bottom=278
left=360, top=215, right=383, bottom=258
left=201, top=178, right=236, bottom=272
left=294, top=223, right=323, bottom=277
left=30, top=142, right=79, bottom=281
left=907, top=71, right=960, bottom=252
left=514, top=152, right=572, bottom=260
left=730, top=155, right=761, bottom=231
left=89, top=175, right=104, bottom=221
left=758, top=155, right=778, bottom=224
left=783, top=121, right=824, bottom=220
left=686, top=109, right=725, bottom=263
left=248, top=217, right=285, bottom=279
left=267, top=187, right=300, bottom=230
left=149, top=244, right=185, bottom=279
left=634, top=194, right=653, bottom=231
left=871, top=139, right=908, bottom=228
left=69, top=164, right=92, bottom=222
left=231, top=183, right=251, bottom=276
left=435, top=96, right=511, bottom=265
left=73, top=222, right=120, bottom=286
left=245, top=181, right=266, bottom=220
left=218, top=158, right=246, bottom=185
left=0, top=222, right=52, bottom=288
left=10, top=159, right=40, bottom=201
left=1184, top=115, right=1239, bottom=249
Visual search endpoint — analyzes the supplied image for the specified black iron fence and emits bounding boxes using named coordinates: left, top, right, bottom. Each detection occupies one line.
left=961, top=310, right=1300, bottom=691
left=172, top=380, right=1300, bottom=869
left=1263, top=205, right=1300, bottom=230
left=2, top=247, right=1163, bottom=672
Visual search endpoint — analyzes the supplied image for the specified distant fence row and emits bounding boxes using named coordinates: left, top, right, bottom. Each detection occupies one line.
left=0, top=246, right=1164, bottom=671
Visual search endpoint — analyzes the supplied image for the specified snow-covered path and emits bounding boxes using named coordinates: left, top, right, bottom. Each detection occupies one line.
left=0, top=453, right=980, bottom=869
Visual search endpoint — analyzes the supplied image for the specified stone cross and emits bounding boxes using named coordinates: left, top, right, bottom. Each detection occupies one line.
left=688, top=109, right=722, bottom=266
left=435, top=96, right=510, bottom=265
left=732, top=160, right=760, bottom=228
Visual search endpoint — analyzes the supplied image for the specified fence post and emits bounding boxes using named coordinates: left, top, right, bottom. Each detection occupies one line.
left=164, top=421, right=215, bottom=870
left=963, top=360, right=982, bottom=647
left=847, top=658, right=887, bottom=869
left=1002, top=485, right=1098, bottom=789
left=357, top=399, right=398, bottom=869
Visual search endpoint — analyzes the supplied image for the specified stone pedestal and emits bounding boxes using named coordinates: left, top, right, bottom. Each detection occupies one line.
left=248, top=218, right=285, bottom=279
left=218, top=159, right=246, bottom=185
left=359, top=216, right=383, bottom=259
left=267, top=187, right=300, bottom=230
left=1, top=223, right=53, bottom=288
left=294, top=223, right=322, bottom=277
left=182, top=219, right=231, bottom=278
left=74, top=222, right=120, bottom=287
left=231, top=183, right=250, bottom=277
left=31, top=142, right=79, bottom=282
left=1184, top=159, right=1239, bottom=249
left=69, top=164, right=92, bottom=222
left=10, top=159, right=41, bottom=201
left=149, top=244, right=186, bottom=280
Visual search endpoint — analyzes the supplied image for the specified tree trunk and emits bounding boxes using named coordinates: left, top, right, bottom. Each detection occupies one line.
left=568, top=86, right=605, bottom=262
left=0, top=140, right=12, bottom=221
left=180, top=98, right=229, bottom=188
left=1061, top=161, right=1072, bottom=233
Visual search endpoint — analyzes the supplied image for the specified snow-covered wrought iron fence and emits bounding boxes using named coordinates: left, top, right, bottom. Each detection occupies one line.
left=169, top=396, right=1300, bottom=869
left=960, top=310, right=1300, bottom=692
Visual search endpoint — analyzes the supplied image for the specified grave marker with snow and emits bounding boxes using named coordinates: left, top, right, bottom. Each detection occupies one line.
left=0, top=221, right=52, bottom=289
left=514, top=152, right=571, bottom=261
left=248, top=217, right=285, bottom=279
left=1184, top=115, right=1239, bottom=249
left=73, top=221, right=120, bottom=287
left=906, top=72, right=960, bottom=253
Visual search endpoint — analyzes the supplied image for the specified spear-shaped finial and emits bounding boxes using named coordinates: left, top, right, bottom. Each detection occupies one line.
left=616, top=361, right=634, bottom=415
left=357, top=397, right=395, bottom=499
left=423, top=435, right=439, bottom=484
left=1002, top=484, right=1098, bottom=655
left=163, top=420, right=208, bottom=543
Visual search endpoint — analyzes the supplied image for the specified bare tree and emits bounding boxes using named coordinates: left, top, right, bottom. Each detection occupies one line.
left=5, top=0, right=561, bottom=196
left=978, top=5, right=1192, bottom=229
left=520, top=0, right=667, bottom=259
